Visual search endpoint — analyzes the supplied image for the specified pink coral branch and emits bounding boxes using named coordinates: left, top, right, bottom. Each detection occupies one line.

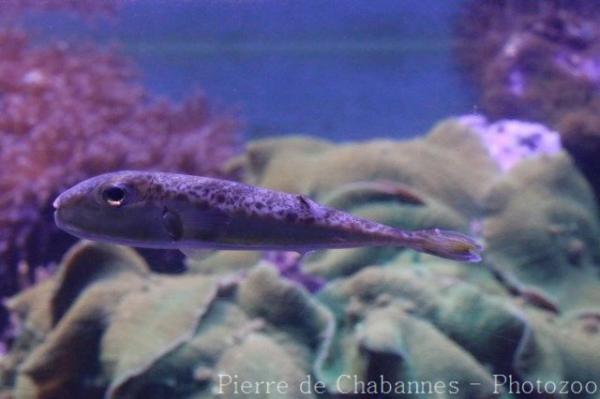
left=0, top=28, right=241, bottom=295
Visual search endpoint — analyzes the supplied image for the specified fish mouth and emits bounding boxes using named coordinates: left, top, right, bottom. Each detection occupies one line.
left=53, top=209, right=100, bottom=242
left=53, top=207, right=85, bottom=238
left=53, top=207, right=170, bottom=249
left=52, top=193, right=71, bottom=234
left=53, top=208, right=69, bottom=233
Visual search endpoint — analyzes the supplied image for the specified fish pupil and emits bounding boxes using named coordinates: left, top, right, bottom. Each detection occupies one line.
left=102, top=186, right=126, bottom=207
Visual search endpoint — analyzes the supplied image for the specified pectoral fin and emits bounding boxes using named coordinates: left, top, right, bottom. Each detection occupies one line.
left=162, top=207, right=183, bottom=241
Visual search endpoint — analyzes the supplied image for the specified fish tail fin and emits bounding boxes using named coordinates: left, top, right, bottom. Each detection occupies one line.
left=399, top=228, right=483, bottom=263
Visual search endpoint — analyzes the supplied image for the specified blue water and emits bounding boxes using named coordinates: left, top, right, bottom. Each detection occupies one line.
left=24, top=0, right=476, bottom=141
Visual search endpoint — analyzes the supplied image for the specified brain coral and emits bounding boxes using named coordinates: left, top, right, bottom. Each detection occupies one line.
left=227, top=119, right=499, bottom=279
left=0, top=242, right=334, bottom=399
left=3, top=240, right=599, bottom=398
left=315, top=265, right=600, bottom=398
left=0, top=27, right=240, bottom=296
left=483, top=153, right=600, bottom=313
left=2, top=124, right=600, bottom=398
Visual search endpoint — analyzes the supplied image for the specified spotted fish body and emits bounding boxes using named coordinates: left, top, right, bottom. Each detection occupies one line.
left=53, top=171, right=482, bottom=262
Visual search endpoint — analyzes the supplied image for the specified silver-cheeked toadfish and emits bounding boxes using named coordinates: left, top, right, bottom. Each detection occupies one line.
left=53, top=171, right=483, bottom=262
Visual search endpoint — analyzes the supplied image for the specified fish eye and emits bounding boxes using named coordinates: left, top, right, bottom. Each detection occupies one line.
left=102, top=185, right=127, bottom=207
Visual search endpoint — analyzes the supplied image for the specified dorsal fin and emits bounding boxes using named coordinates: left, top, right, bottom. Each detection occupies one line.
left=297, top=194, right=313, bottom=209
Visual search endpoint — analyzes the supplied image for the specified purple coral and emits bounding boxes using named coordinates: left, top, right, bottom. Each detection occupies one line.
left=456, top=1, right=600, bottom=121
left=0, top=27, right=240, bottom=296
left=455, top=0, right=600, bottom=197
left=460, top=115, right=562, bottom=172
left=263, top=251, right=325, bottom=293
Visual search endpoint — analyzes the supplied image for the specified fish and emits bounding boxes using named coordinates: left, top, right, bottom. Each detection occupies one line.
left=53, top=171, right=483, bottom=262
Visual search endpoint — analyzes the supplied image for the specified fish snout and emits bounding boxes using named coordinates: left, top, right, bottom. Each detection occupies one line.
left=53, top=187, right=83, bottom=210
left=53, top=191, right=73, bottom=211
left=52, top=189, right=85, bottom=231
left=53, top=192, right=71, bottom=229
left=52, top=194, right=62, bottom=210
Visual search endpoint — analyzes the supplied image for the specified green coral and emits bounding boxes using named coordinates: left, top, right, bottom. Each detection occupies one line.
left=5, top=240, right=600, bottom=398
left=3, top=242, right=149, bottom=399
left=316, top=266, right=600, bottom=398
left=1, top=245, right=334, bottom=399
left=483, top=153, right=600, bottom=313
left=236, top=120, right=498, bottom=218
left=2, top=120, right=600, bottom=398
left=230, top=119, right=499, bottom=279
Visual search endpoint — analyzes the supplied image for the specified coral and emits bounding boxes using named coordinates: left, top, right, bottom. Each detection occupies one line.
left=229, top=123, right=600, bottom=311
left=0, top=242, right=334, bottom=398
left=459, top=115, right=562, bottom=172
left=2, top=127, right=600, bottom=398
left=0, top=242, right=150, bottom=398
left=0, top=27, right=240, bottom=296
left=455, top=0, right=600, bottom=199
left=3, top=240, right=599, bottom=398
left=236, top=121, right=499, bottom=217
left=557, top=108, right=600, bottom=202
left=230, top=119, right=499, bottom=278
left=316, top=266, right=600, bottom=398
left=186, top=250, right=326, bottom=293
left=262, top=251, right=326, bottom=293
left=456, top=0, right=600, bottom=121
left=483, top=153, right=600, bottom=313
left=186, top=250, right=262, bottom=277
